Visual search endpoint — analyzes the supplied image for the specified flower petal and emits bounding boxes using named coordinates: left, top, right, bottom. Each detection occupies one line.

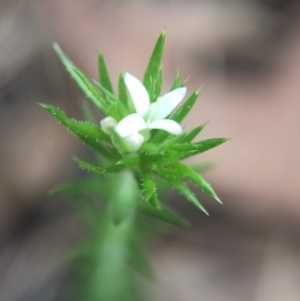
left=150, top=87, right=187, bottom=121
left=114, top=113, right=147, bottom=137
left=125, top=73, right=150, bottom=117
left=148, top=119, right=182, bottom=135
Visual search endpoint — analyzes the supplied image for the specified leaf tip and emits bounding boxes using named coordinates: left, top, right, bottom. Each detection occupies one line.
left=52, top=42, right=59, bottom=50
left=203, top=208, right=210, bottom=216
left=38, top=103, right=47, bottom=108
left=195, top=86, right=203, bottom=95
left=215, top=196, right=223, bottom=204
left=53, top=42, right=63, bottom=55
left=183, top=76, right=190, bottom=85
left=98, top=52, right=104, bottom=61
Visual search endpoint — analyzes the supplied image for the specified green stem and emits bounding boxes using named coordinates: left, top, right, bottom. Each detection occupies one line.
left=88, top=169, right=141, bottom=301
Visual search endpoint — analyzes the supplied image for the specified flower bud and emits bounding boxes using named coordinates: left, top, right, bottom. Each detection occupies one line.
left=100, top=116, right=117, bottom=134
left=123, top=132, right=144, bottom=152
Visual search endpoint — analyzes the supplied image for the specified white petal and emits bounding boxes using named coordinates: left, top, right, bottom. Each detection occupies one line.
left=148, top=119, right=182, bottom=135
left=125, top=73, right=150, bottom=117
left=150, top=87, right=187, bottom=121
left=100, top=116, right=117, bottom=134
left=122, top=132, right=144, bottom=152
left=114, top=113, right=147, bottom=137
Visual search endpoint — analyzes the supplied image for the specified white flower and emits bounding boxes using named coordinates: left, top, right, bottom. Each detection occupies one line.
left=114, top=73, right=186, bottom=151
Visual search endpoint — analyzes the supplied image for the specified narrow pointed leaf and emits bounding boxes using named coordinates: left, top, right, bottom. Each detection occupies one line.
left=116, top=156, right=141, bottom=166
left=50, top=179, right=104, bottom=195
left=74, top=157, right=106, bottom=175
left=143, top=31, right=165, bottom=93
left=72, top=68, right=108, bottom=113
left=153, top=162, right=221, bottom=204
left=140, top=142, right=165, bottom=155
left=149, top=193, right=161, bottom=209
left=160, top=134, right=184, bottom=149
left=94, top=81, right=128, bottom=119
left=98, top=52, right=114, bottom=94
left=107, top=102, right=123, bottom=121
left=137, top=203, right=189, bottom=227
left=168, top=162, right=221, bottom=203
left=118, top=72, right=128, bottom=107
left=141, top=169, right=157, bottom=203
left=154, top=138, right=227, bottom=165
left=170, top=138, right=228, bottom=157
left=164, top=177, right=209, bottom=215
left=152, top=66, right=163, bottom=101
left=169, top=73, right=187, bottom=90
left=81, top=102, right=97, bottom=125
left=190, top=161, right=215, bottom=173
left=170, top=72, right=181, bottom=90
left=179, top=122, right=207, bottom=143
left=94, top=81, right=119, bottom=103
left=53, top=44, right=107, bottom=113
left=40, top=104, right=111, bottom=154
left=171, top=88, right=201, bottom=123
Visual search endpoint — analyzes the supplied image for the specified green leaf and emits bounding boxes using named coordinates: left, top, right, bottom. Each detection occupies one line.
left=53, top=43, right=107, bottom=113
left=190, top=161, right=215, bottom=173
left=74, top=157, right=106, bottom=175
left=141, top=171, right=154, bottom=202
left=72, top=68, right=109, bottom=113
left=80, top=101, right=97, bottom=125
left=170, top=72, right=187, bottom=91
left=163, top=177, right=209, bottom=215
left=94, top=81, right=118, bottom=103
left=139, top=142, right=165, bottom=155
left=98, top=52, right=114, bottom=95
left=118, top=72, right=128, bottom=107
left=143, top=31, right=165, bottom=93
left=157, top=138, right=228, bottom=165
left=149, top=193, right=160, bottom=209
left=141, top=169, right=159, bottom=207
left=169, top=138, right=228, bottom=158
left=40, top=104, right=111, bottom=154
left=168, top=162, right=221, bottom=203
left=171, top=88, right=201, bottom=123
left=137, top=203, right=189, bottom=227
left=116, top=156, right=141, bottom=166
left=170, top=72, right=181, bottom=90
left=179, top=122, right=207, bottom=143
left=50, top=179, right=103, bottom=195
left=151, top=66, right=163, bottom=102
left=94, top=81, right=128, bottom=120
left=161, top=134, right=183, bottom=146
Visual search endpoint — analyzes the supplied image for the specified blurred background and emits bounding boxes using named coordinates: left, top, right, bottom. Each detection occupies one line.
left=1, top=0, right=300, bottom=300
